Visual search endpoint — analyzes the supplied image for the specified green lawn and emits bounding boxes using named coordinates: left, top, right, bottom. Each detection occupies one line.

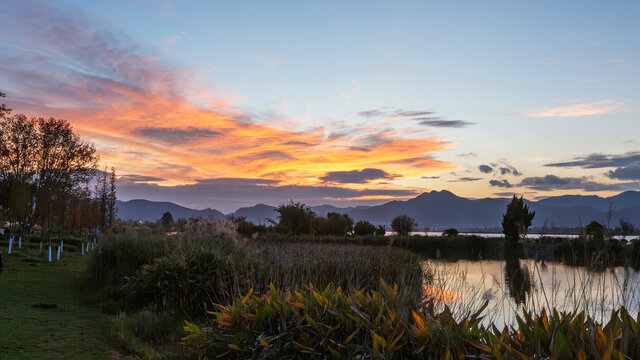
left=0, top=246, right=114, bottom=359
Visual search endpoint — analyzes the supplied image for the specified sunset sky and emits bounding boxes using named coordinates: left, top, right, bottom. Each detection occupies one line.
left=1, top=0, right=639, bottom=212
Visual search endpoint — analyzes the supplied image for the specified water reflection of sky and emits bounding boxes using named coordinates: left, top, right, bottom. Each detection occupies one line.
left=410, top=232, right=640, bottom=240
left=423, top=259, right=640, bottom=328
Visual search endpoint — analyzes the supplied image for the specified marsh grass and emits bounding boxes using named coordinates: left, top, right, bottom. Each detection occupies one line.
left=89, top=219, right=425, bottom=356
left=247, top=242, right=425, bottom=300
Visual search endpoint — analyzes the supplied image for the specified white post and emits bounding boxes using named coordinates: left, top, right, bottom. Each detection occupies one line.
left=60, top=240, right=64, bottom=253
left=48, top=246, right=52, bottom=262
left=81, top=242, right=84, bottom=255
left=40, top=241, right=43, bottom=253
left=56, top=246, right=60, bottom=261
left=18, top=236, right=21, bottom=249
left=8, top=236, right=12, bottom=254
left=86, top=242, right=89, bottom=253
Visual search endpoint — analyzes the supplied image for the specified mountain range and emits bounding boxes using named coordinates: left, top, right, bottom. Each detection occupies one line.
left=116, top=190, right=640, bottom=230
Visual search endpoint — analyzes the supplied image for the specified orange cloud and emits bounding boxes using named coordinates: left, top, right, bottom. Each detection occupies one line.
left=0, top=1, right=455, bottom=202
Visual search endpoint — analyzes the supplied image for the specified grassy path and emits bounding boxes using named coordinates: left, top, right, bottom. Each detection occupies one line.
left=0, top=247, right=113, bottom=359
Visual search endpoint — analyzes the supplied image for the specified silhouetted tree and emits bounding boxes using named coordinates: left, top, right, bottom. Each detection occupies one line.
left=502, top=195, right=535, bottom=242
left=275, top=201, right=315, bottom=238
left=107, top=167, right=117, bottom=229
left=376, top=225, right=386, bottom=236
left=160, top=211, right=174, bottom=226
left=585, top=220, right=604, bottom=242
left=315, top=212, right=354, bottom=236
left=354, top=220, right=377, bottom=236
left=229, top=215, right=267, bottom=237
left=391, top=215, right=416, bottom=236
left=617, top=218, right=635, bottom=239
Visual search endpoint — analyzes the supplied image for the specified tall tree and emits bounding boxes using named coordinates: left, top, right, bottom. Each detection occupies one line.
left=160, top=211, right=174, bottom=227
left=0, top=114, right=38, bottom=233
left=502, top=195, right=535, bottom=241
left=391, top=214, right=416, bottom=236
left=275, top=201, right=316, bottom=238
left=107, top=167, right=117, bottom=228
left=34, top=117, right=98, bottom=240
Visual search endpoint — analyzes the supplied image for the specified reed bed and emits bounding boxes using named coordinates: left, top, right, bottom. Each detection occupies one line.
left=89, top=219, right=424, bottom=320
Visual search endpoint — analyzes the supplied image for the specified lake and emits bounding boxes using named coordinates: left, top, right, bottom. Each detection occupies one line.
left=408, top=231, right=639, bottom=240
left=423, top=259, right=640, bottom=328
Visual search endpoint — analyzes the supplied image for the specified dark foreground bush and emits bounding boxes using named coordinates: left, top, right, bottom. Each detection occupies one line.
left=183, top=282, right=640, bottom=359
left=127, top=242, right=257, bottom=318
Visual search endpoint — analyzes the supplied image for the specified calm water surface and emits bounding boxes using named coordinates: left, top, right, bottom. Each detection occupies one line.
left=422, top=259, right=640, bottom=328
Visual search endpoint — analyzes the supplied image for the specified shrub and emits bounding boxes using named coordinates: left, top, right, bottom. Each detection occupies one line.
left=354, top=220, right=376, bottom=236
left=391, top=215, right=416, bottom=236
left=127, top=241, right=257, bottom=318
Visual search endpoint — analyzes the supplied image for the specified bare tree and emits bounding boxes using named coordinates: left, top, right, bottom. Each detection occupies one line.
left=606, top=199, right=614, bottom=231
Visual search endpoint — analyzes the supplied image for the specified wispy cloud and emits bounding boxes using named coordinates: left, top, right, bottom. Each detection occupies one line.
left=321, top=168, right=398, bottom=184
left=545, top=151, right=640, bottom=169
left=489, top=179, right=512, bottom=188
left=339, top=80, right=363, bottom=100
left=528, top=99, right=626, bottom=118
left=605, top=59, right=630, bottom=67
left=527, top=156, right=553, bottom=162
left=480, top=160, right=521, bottom=176
left=357, top=107, right=473, bottom=128
left=519, top=175, right=637, bottom=192
left=164, top=34, right=183, bottom=46
left=448, top=177, right=482, bottom=182
left=456, top=152, right=477, bottom=158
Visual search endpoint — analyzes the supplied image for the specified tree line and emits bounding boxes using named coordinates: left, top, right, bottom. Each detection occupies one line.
left=219, top=201, right=417, bottom=238
left=0, top=91, right=115, bottom=241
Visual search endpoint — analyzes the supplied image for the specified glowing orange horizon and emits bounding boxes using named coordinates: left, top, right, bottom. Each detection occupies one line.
left=15, top=80, right=455, bottom=198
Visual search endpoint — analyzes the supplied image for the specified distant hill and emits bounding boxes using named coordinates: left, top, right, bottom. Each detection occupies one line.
left=233, top=204, right=277, bottom=225
left=116, top=190, right=640, bottom=229
left=347, top=190, right=638, bottom=229
left=536, top=195, right=609, bottom=209
left=116, top=199, right=225, bottom=222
